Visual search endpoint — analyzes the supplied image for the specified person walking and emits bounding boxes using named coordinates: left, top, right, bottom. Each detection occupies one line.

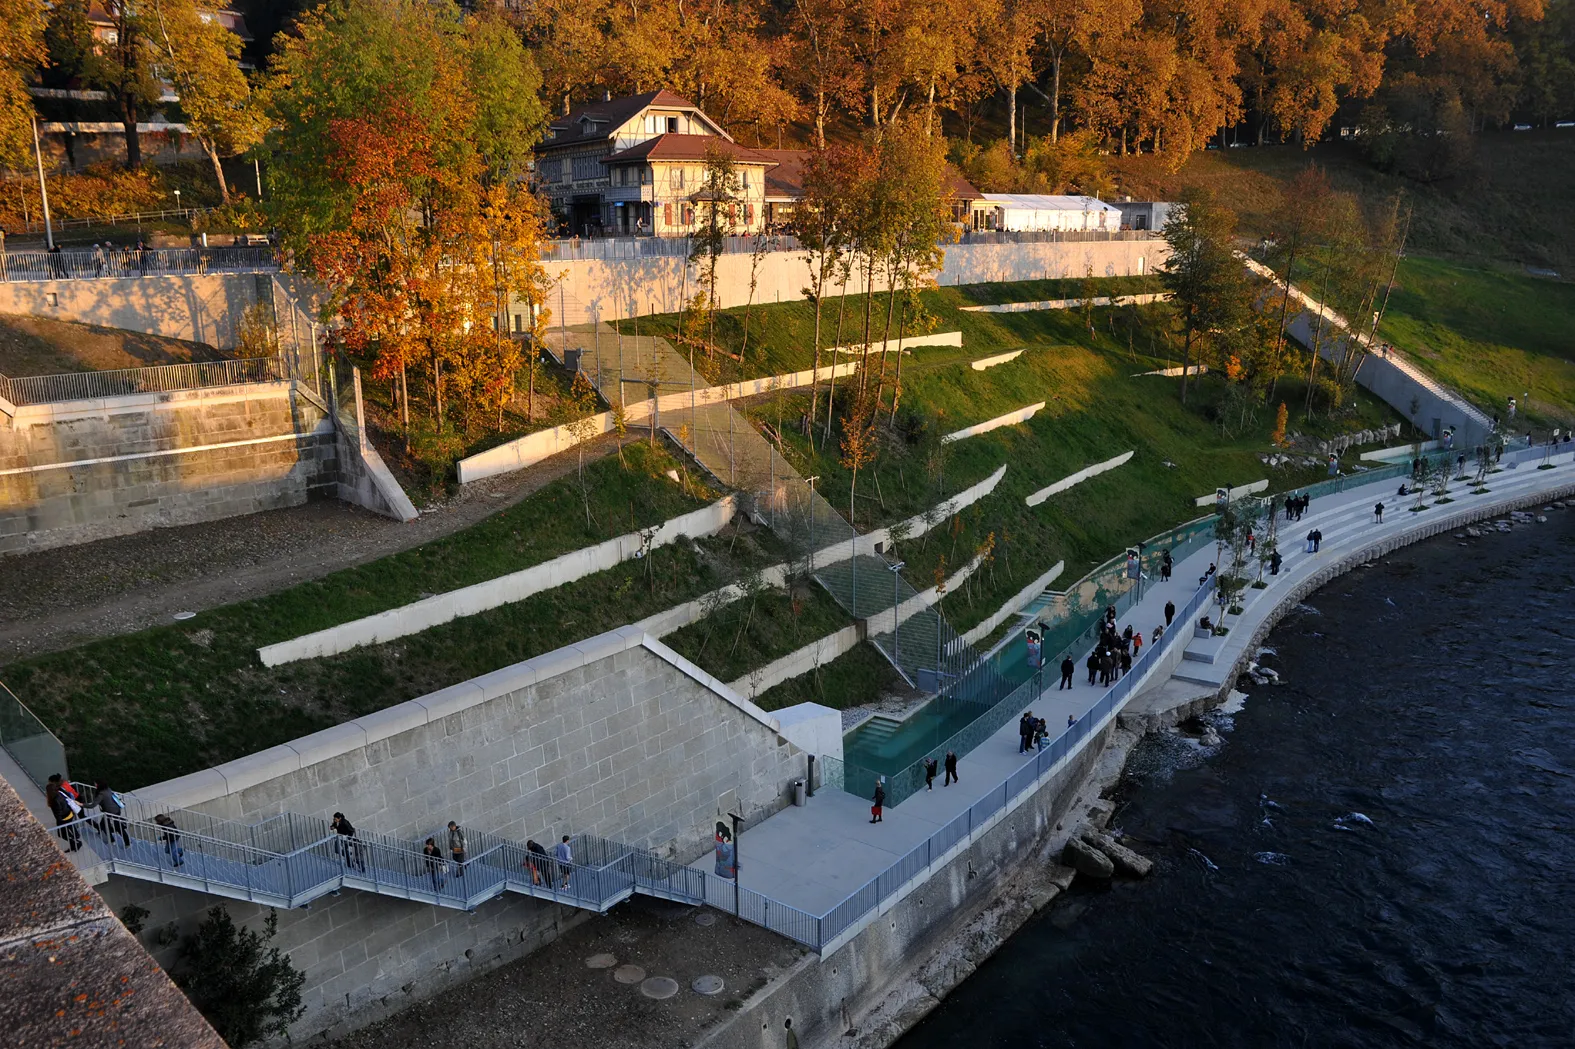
left=331, top=812, right=366, bottom=873
left=1059, top=656, right=1075, bottom=690
left=1327, top=453, right=1339, bottom=477
left=553, top=835, right=573, bottom=887
left=154, top=813, right=184, bottom=868
left=447, top=821, right=466, bottom=877
left=870, top=779, right=886, bottom=823
left=1165, top=600, right=1176, bottom=627
left=1270, top=550, right=1282, bottom=576
left=1086, top=649, right=1099, bottom=685
left=422, top=837, right=445, bottom=890
left=924, top=757, right=938, bottom=791
left=1374, top=502, right=1385, bottom=524
left=1120, top=647, right=1132, bottom=677
left=1161, top=549, right=1173, bottom=581
left=93, top=780, right=132, bottom=848
left=525, top=839, right=548, bottom=884
left=1312, top=529, right=1323, bottom=552
left=1132, top=631, right=1143, bottom=657
left=944, top=751, right=959, bottom=786
left=1034, top=717, right=1048, bottom=751
left=1305, top=529, right=1316, bottom=553
left=1100, top=648, right=1115, bottom=686
left=46, top=775, right=83, bottom=852
left=1019, top=712, right=1035, bottom=753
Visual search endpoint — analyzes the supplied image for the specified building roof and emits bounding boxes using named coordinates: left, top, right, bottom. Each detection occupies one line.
left=980, top=193, right=1121, bottom=213
left=756, top=149, right=807, bottom=200
left=602, top=134, right=779, bottom=167
left=544, top=89, right=701, bottom=150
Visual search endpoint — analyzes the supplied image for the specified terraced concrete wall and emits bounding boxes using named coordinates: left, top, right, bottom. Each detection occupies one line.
left=102, top=629, right=805, bottom=1041
left=0, top=382, right=336, bottom=555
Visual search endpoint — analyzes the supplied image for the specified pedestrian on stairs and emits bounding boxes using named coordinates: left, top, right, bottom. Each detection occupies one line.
left=93, top=780, right=132, bottom=848
left=553, top=835, right=574, bottom=887
left=448, top=821, right=466, bottom=877
left=1313, top=529, right=1323, bottom=552
left=525, top=839, right=547, bottom=884
left=331, top=813, right=366, bottom=873
left=1374, top=502, right=1385, bottom=524
left=46, top=775, right=83, bottom=852
left=1306, top=530, right=1316, bottom=553
left=154, top=813, right=184, bottom=868
left=423, top=838, right=445, bottom=890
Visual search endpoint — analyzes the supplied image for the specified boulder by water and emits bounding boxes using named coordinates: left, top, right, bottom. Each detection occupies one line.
left=1082, top=831, right=1154, bottom=878
left=1064, top=837, right=1114, bottom=879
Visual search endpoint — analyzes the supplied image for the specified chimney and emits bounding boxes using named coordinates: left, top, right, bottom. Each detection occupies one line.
left=603, top=89, right=612, bottom=103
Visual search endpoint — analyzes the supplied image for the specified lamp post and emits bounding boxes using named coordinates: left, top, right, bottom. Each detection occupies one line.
left=30, top=114, right=54, bottom=249
left=727, top=810, right=742, bottom=917
left=888, top=561, right=906, bottom=668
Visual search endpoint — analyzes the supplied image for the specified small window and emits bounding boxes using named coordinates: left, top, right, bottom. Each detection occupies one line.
left=514, top=313, right=523, bottom=333
left=667, top=116, right=679, bottom=133
left=664, top=203, right=673, bottom=226
left=640, top=167, right=650, bottom=185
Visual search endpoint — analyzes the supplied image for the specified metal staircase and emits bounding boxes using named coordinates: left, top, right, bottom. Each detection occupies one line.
left=64, top=787, right=705, bottom=916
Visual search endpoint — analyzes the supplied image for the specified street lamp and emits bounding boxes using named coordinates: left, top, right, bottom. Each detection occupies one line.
left=888, top=561, right=906, bottom=668
left=727, top=810, right=742, bottom=917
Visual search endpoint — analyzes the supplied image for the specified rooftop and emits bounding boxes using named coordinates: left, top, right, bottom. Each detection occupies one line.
left=981, top=193, right=1122, bottom=212
left=544, top=90, right=702, bottom=150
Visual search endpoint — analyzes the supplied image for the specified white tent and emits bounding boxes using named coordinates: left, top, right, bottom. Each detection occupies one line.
left=977, top=194, right=1123, bottom=233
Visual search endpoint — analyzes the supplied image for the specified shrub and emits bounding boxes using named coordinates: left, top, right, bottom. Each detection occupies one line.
left=176, top=906, right=306, bottom=1048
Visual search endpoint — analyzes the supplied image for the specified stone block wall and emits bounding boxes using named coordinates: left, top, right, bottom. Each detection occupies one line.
left=103, top=630, right=804, bottom=1040
left=0, top=383, right=337, bottom=554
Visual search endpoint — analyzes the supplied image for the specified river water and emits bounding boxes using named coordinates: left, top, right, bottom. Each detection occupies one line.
left=897, top=508, right=1575, bottom=1048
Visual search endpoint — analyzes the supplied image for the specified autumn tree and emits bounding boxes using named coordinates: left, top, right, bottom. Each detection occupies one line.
left=44, top=0, right=161, bottom=168
left=148, top=0, right=264, bottom=202
left=0, top=0, right=45, bottom=169
left=690, top=141, right=743, bottom=361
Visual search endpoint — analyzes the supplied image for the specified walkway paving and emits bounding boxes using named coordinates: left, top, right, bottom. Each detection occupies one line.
left=696, top=449, right=1575, bottom=923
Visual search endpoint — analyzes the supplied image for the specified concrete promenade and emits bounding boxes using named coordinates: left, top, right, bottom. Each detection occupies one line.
left=698, top=450, right=1575, bottom=926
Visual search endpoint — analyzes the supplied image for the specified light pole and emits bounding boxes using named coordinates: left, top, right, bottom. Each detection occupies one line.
left=727, top=810, right=742, bottom=917
left=888, top=561, right=906, bottom=668
left=30, top=114, right=54, bottom=249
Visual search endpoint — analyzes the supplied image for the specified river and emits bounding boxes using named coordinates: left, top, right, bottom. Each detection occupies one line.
left=897, top=507, right=1575, bottom=1048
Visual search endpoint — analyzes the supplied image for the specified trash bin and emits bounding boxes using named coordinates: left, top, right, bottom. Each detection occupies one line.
left=792, top=779, right=807, bottom=807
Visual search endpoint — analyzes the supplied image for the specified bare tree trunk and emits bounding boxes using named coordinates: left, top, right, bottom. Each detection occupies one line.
left=1051, top=52, right=1062, bottom=141
left=824, top=259, right=851, bottom=445
left=202, top=140, right=231, bottom=204
left=1007, top=83, right=1018, bottom=157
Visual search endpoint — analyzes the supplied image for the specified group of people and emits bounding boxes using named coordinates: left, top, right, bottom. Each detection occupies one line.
left=1283, top=492, right=1313, bottom=521
left=416, top=822, right=576, bottom=892
left=1085, top=608, right=1145, bottom=687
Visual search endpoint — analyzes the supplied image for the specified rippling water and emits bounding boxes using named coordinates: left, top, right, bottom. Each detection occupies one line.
left=897, top=508, right=1575, bottom=1049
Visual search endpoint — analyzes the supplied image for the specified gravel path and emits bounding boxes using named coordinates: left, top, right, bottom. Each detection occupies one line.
left=0, top=435, right=628, bottom=662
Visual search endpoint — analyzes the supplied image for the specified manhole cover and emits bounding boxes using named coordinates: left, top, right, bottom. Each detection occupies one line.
left=694, top=911, right=717, bottom=927
left=613, top=964, right=646, bottom=985
left=692, top=975, right=724, bottom=996
left=641, top=977, right=680, bottom=1000
left=585, top=953, right=617, bottom=969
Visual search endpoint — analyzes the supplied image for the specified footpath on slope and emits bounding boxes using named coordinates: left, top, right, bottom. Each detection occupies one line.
left=687, top=448, right=1575, bottom=931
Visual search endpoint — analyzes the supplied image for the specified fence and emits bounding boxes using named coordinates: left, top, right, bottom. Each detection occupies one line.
left=11, top=206, right=220, bottom=235
left=0, top=356, right=283, bottom=406
left=0, top=246, right=276, bottom=282
left=0, top=682, right=65, bottom=793
left=539, top=228, right=1163, bottom=263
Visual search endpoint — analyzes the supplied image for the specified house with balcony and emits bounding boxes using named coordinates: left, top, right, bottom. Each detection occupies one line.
left=536, top=90, right=778, bottom=237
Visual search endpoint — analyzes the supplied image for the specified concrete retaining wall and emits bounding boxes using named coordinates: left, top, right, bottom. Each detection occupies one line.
left=0, top=272, right=265, bottom=350
left=457, top=362, right=860, bottom=484
left=1194, top=478, right=1268, bottom=507
left=971, top=350, right=1023, bottom=371
left=1025, top=451, right=1133, bottom=507
left=731, top=624, right=863, bottom=702
left=258, top=496, right=738, bottom=666
left=960, top=560, right=1065, bottom=648
left=942, top=402, right=1044, bottom=445
left=336, top=427, right=419, bottom=523
left=544, top=239, right=1166, bottom=325
left=960, top=291, right=1168, bottom=312
left=0, top=381, right=337, bottom=555
left=105, top=626, right=805, bottom=1041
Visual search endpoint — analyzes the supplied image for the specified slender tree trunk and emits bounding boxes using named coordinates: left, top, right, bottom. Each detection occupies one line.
left=858, top=256, right=876, bottom=395
left=1304, top=265, right=1332, bottom=420
left=809, top=246, right=828, bottom=436
left=824, top=259, right=851, bottom=444
left=1179, top=322, right=1194, bottom=405
left=1051, top=53, right=1062, bottom=142
left=1007, top=83, right=1018, bottom=157
left=874, top=253, right=900, bottom=415
left=120, top=98, right=142, bottom=169
left=889, top=291, right=909, bottom=425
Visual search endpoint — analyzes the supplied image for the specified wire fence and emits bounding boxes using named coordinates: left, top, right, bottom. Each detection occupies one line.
left=539, top=228, right=1162, bottom=263
left=0, top=246, right=277, bottom=282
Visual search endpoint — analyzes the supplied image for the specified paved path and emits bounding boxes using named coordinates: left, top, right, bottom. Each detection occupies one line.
left=698, top=450, right=1575, bottom=920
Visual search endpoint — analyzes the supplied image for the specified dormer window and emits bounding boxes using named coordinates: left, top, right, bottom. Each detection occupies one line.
left=667, top=116, right=679, bottom=133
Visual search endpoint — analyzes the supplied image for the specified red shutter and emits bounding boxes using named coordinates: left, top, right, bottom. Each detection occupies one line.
left=664, top=203, right=673, bottom=226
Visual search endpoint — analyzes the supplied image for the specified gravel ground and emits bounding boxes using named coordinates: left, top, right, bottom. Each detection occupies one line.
left=0, top=435, right=629, bottom=662
left=333, top=897, right=805, bottom=1049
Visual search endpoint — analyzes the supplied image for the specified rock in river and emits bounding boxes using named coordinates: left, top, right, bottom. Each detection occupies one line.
left=1064, top=837, right=1115, bottom=879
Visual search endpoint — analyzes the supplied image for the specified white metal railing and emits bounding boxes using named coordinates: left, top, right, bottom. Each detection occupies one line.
left=0, top=357, right=283, bottom=406
left=0, top=246, right=277, bottom=282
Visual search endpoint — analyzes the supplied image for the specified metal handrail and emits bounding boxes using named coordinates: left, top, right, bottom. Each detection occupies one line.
left=0, top=246, right=277, bottom=282
left=0, top=356, right=284, bottom=406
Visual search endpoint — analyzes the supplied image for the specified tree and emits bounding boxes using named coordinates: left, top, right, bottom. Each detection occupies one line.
left=1159, top=187, right=1251, bottom=405
left=0, top=0, right=46, bottom=169
left=690, top=141, right=742, bottom=362
left=796, top=145, right=859, bottom=434
left=976, top=0, right=1042, bottom=157
left=177, top=906, right=305, bottom=1048
left=148, top=0, right=264, bottom=201
left=69, top=0, right=163, bottom=168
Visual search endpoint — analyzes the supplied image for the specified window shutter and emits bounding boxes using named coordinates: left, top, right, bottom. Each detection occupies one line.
left=664, top=203, right=673, bottom=226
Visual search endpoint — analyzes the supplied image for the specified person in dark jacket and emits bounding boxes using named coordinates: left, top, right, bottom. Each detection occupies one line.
left=923, top=757, right=938, bottom=791
left=1160, top=549, right=1173, bottom=581
left=422, top=837, right=445, bottom=890
left=870, top=779, right=886, bottom=823
left=1165, top=600, right=1176, bottom=626
left=93, top=780, right=132, bottom=848
left=448, top=821, right=466, bottom=877
left=943, top=751, right=959, bottom=786
left=1270, top=550, right=1283, bottom=576
left=154, top=813, right=184, bottom=868
left=46, top=775, right=82, bottom=852
left=1018, top=712, right=1034, bottom=753
left=524, top=839, right=548, bottom=884
left=1059, top=656, right=1075, bottom=690
left=1086, top=649, right=1099, bottom=684
left=331, top=812, right=366, bottom=872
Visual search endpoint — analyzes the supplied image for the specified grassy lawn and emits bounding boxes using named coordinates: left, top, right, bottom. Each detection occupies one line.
left=662, top=583, right=852, bottom=686
left=753, top=642, right=899, bottom=714
left=1377, top=256, right=1575, bottom=429
left=4, top=517, right=789, bottom=791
